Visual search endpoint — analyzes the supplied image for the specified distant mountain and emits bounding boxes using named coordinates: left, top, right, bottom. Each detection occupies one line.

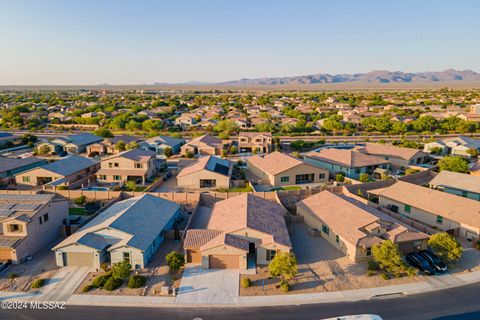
left=220, top=69, right=480, bottom=85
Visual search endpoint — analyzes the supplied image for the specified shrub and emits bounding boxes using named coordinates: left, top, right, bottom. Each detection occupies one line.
left=92, top=272, right=112, bottom=288
left=100, top=263, right=110, bottom=272
left=127, top=275, right=146, bottom=289
left=380, top=273, right=389, bottom=280
left=367, top=270, right=376, bottom=276
left=8, top=272, right=18, bottom=280
left=359, top=173, right=370, bottom=183
left=280, top=280, right=290, bottom=292
left=268, top=252, right=298, bottom=281
left=166, top=251, right=185, bottom=273
left=31, top=278, right=46, bottom=289
left=241, top=278, right=252, bottom=288
left=372, top=240, right=411, bottom=276
left=111, top=260, right=131, bottom=279
left=82, top=284, right=94, bottom=293
left=476, top=241, right=480, bottom=250
left=335, top=173, right=345, bottom=183
left=73, top=195, right=87, bottom=206
left=57, top=186, right=68, bottom=190
left=428, top=232, right=463, bottom=263
left=367, top=260, right=380, bottom=271
left=103, top=277, right=123, bottom=291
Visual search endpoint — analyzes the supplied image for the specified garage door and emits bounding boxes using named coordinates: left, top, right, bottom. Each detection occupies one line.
left=209, top=254, right=239, bottom=269
left=65, top=252, right=94, bottom=266
left=0, top=249, right=12, bottom=261
left=187, top=250, right=202, bottom=263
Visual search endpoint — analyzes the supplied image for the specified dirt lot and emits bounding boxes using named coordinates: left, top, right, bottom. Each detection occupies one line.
left=74, top=240, right=184, bottom=296
left=0, top=239, right=60, bottom=292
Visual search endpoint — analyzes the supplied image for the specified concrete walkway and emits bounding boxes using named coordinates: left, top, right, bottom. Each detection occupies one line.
left=1, top=269, right=480, bottom=308
left=175, top=265, right=240, bottom=304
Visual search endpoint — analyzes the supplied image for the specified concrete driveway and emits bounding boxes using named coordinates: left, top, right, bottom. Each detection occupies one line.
left=175, top=265, right=239, bottom=304
left=38, top=266, right=91, bottom=301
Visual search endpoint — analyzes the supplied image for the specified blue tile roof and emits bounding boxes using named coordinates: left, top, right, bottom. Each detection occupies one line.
left=67, top=133, right=103, bottom=146
left=78, top=233, right=110, bottom=251
left=109, top=194, right=180, bottom=250
left=41, top=155, right=97, bottom=176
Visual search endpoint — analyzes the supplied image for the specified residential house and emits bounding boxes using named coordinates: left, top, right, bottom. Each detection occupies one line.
left=428, top=170, right=480, bottom=201
left=96, top=149, right=158, bottom=185
left=355, top=144, right=428, bottom=169
left=180, top=134, right=223, bottom=156
left=238, top=132, right=273, bottom=153
left=304, top=149, right=390, bottom=180
left=0, top=156, right=48, bottom=179
left=0, top=132, right=20, bottom=148
left=0, top=194, right=68, bottom=264
left=184, top=194, right=291, bottom=269
left=247, top=151, right=328, bottom=187
left=140, top=135, right=185, bottom=156
left=177, top=156, right=231, bottom=189
left=296, top=191, right=428, bottom=262
left=424, top=136, right=480, bottom=157
left=370, top=181, right=480, bottom=241
left=87, top=135, right=141, bottom=156
left=175, top=114, right=197, bottom=128
left=15, top=155, right=98, bottom=188
left=39, top=133, right=103, bottom=155
left=53, top=194, right=180, bottom=269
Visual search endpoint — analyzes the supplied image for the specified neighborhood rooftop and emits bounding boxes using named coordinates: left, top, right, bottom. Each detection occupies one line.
left=37, top=155, right=97, bottom=176
left=305, top=149, right=390, bottom=168
left=429, top=170, right=480, bottom=194
left=177, top=156, right=231, bottom=178
left=247, top=151, right=306, bottom=176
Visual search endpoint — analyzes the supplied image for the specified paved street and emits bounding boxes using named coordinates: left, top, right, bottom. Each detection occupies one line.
left=175, top=265, right=239, bottom=304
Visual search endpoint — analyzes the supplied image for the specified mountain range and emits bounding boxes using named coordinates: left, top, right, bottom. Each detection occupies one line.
left=219, top=69, right=480, bottom=86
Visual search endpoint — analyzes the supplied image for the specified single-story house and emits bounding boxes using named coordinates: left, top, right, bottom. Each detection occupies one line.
left=0, top=194, right=68, bottom=264
left=304, top=149, right=390, bottom=180
left=15, top=155, right=98, bottom=188
left=0, top=156, right=48, bottom=178
left=247, top=151, right=329, bottom=187
left=177, top=155, right=231, bottom=189
left=140, top=135, right=185, bottom=156
left=38, top=133, right=103, bottom=155
left=428, top=170, right=480, bottom=201
left=180, top=134, right=223, bottom=156
left=53, top=194, right=181, bottom=269
left=370, top=181, right=480, bottom=241
left=87, top=135, right=141, bottom=155
left=184, top=193, right=292, bottom=269
left=0, top=132, right=21, bottom=148
left=424, top=136, right=480, bottom=157
left=355, top=144, right=428, bottom=169
left=296, top=191, right=429, bottom=262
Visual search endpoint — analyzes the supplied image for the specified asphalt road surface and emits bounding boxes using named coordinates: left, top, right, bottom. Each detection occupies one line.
left=1, top=283, right=479, bottom=320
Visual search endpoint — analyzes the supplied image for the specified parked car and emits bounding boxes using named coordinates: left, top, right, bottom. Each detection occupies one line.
left=419, top=250, right=448, bottom=273
left=406, top=253, right=436, bottom=275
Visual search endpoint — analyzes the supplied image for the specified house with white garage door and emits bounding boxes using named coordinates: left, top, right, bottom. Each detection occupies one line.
left=53, top=194, right=180, bottom=270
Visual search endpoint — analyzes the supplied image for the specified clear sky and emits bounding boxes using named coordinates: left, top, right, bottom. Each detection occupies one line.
left=1, top=0, right=479, bottom=85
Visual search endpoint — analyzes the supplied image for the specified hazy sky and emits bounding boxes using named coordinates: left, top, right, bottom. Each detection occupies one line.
left=1, top=0, right=479, bottom=85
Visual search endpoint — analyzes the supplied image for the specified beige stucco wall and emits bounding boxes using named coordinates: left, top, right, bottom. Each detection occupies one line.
left=181, top=143, right=219, bottom=156
left=97, top=156, right=156, bottom=183
left=247, top=162, right=328, bottom=187
left=54, top=244, right=100, bottom=269
left=110, top=246, right=145, bottom=269
left=16, top=165, right=98, bottom=187
left=177, top=170, right=230, bottom=189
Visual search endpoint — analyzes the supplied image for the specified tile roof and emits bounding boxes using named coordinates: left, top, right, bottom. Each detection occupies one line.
left=115, top=148, right=155, bottom=163
left=185, top=134, right=222, bottom=147
left=77, top=233, right=111, bottom=251
left=39, top=155, right=97, bottom=176
left=177, top=156, right=231, bottom=178
left=305, top=149, right=390, bottom=168
left=207, top=193, right=291, bottom=248
left=67, top=133, right=103, bottom=146
left=238, top=132, right=272, bottom=138
left=429, top=170, right=480, bottom=194
left=183, top=229, right=222, bottom=249
left=146, top=135, right=185, bottom=147
left=0, top=156, right=45, bottom=174
left=200, top=232, right=250, bottom=252
left=370, top=181, right=480, bottom=228
left=357, top=143, right=425, bottom=160
left=247, top=151, right=307, bottom=176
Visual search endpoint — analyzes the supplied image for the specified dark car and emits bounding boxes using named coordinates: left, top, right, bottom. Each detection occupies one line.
left=419, top=250, right=448, bottom=272
left=406, top=253, right=436, bottom=275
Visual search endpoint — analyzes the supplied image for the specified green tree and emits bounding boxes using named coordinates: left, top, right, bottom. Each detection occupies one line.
left=466, top=148, right=479, bottom=158
left=438, top=156, right=469, bottom=173
left=163, top=147, right=173, bottom=158
left=372, top=240, right=412, bottom=276
left=125, top=141, right=138, bottom=150
left=335, top=173, right=345, bottom=183
left=94, top=127, right=113, bottom=138
left=213, top=119, right=238, bottom=134
left=268, top=252, right=298, bottom=281
left=412, top=116, right=438, bottom=132
left=166, top=251, right=185, bottom=273
left=115, top=140, right=126, bottom=151
left=428, top=232, right=463, bottom=263
left=359, top=173, right=370, bottom=183
left=125, top=180, right=139, bottom=191
left=428, top=146, right=443, bottom=155
left=37, top=144, right=51, bottom=155
left=111, top=260, right=131, bottom=279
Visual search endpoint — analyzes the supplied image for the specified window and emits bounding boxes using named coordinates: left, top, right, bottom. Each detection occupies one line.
left=43, top=213, right=49, bottom=222
left=113, top=175, right=121, bottom=181
left=9, top=224, right=21, bottom=232
left=385, top=156, right=389, bottom=160
left=404, top=205, right=411, bottom=213
left=355, top=168, right=361, bottom=174
left=319, top=173, right=325, bottom=180
left=336, top=235, right=339, bottom=243
left=436, top=215, right=443, bottom=225
left=266, top=249, right=276, bottom=261
left=280, top=176, right=289, bottom=183
left=39, top=216, right=43, bottom=225
left=108, top=162, right=113, bottom=168
left=22, top=176, right=30, bottom=183
left=114, top=163, right=119, bottom=167
left=123, top=252, right=130, bottom=261
left=461, top=191, right=468, bottom=198
left=366, top=248, right=372, bottom=256
left=99, top=175, right=106, bottom=180
left=135, top=163, right=143, bottom=169
left=322, top=224, right=329, bottom=235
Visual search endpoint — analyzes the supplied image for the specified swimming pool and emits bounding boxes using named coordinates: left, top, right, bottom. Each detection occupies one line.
left=81, top=186, right=108, bottom=191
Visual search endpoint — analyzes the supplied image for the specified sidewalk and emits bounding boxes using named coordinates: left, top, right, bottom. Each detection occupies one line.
left=1, top=270, right=480, bottom=308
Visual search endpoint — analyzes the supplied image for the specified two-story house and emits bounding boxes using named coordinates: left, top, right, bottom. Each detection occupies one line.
left=238, top=132, right=273, bottom=154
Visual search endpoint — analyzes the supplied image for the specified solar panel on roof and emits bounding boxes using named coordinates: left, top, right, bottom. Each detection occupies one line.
left=213, top=163, right=230, bottom=175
